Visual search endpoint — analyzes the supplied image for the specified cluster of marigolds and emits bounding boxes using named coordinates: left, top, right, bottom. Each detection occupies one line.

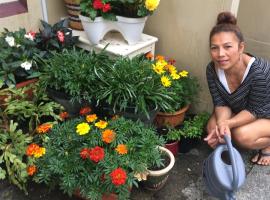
left=26, top=106, right=128, bottom=186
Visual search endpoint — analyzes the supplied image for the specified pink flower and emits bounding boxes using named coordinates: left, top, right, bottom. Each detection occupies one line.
left=57, top=31, right=65, bottom=43
left=93, top=0, right=103, bottom=10
left=102, top=3, right=111, bottom=13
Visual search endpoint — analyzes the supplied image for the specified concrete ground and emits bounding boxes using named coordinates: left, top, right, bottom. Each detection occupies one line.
left=1, top=141, right=269, bottom=200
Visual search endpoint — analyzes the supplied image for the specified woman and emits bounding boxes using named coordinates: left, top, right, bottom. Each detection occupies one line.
left=204, top=11, right=270, bottom=166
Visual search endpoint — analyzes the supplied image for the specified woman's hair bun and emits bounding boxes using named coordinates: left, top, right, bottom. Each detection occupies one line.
left=216, top=12, right=237, bottom=25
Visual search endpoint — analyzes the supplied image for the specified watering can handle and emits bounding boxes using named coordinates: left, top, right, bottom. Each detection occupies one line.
left=224, top=134, right=239, bottom=191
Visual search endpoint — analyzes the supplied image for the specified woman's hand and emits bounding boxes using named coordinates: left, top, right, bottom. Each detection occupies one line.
left=204, top=128, right=219, bottom=148
left=216, top=120, right=231, bottom=143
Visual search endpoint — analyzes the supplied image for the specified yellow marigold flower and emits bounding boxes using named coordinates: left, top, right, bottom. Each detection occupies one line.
left=86, top=114, right=97, bottom=123
left=166, top=64, right=177, bottom=74
left=161, top=76, right=171, bottom=87
left=76, top=122, right=90, bottom=135
left=95, top=120, right=108, bottom=129
left=37, top=123, right=53, bottom=134
left=102, top=129, right=116, bottom=143
left=153, top=64, right=165, bottom=74
left=145, top=0, right=160, bottom=11
left=171, top=73, right=180, bottom=80
left=34, top=147, right=46, bottom=158
left=179, top=70, right=189, bottom=77
left=156, top=59, right=167, bottom=68
left=116, top=144, right=128, bottom=155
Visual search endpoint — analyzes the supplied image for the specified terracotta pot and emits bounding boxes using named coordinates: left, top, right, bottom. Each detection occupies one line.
left=165, top=140, right=179, bottom=156
left=154, top=105, right=190, bottom=128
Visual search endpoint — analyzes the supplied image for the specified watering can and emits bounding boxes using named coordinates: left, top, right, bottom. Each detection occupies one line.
left=202, top=135, right=246, bottom=200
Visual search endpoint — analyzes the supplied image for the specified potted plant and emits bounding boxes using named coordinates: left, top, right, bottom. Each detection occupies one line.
left=178, top=112, right=210, bottom=153
left=64, top=0, right=84, bottom=30
left=39, top=48, right=112, bottom=116
left=79, top=0, right=160, bottom=44
left=0, top=28, right=44, bottom=89
left=94, top=55, right=174, bottom=124
left=151, top=55, right=200, bottom=128
left=33, top=114, right=165, bottom=200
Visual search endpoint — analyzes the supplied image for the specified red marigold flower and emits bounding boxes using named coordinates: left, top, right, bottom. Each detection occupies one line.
left=110, top=168, right=127, bottom=186
left=27, top=165, right=37, bottom=176
left=89, top=146, right=105, bottom=162
left=102, top=3, right=111, bottom=12
left=59, top=112, right=69, bottom=120
left=93, top=0, right=103, bottom=9
left=167, top=58, right=176, bottom=65
left=57, top=31, right=65, bottom=43
left=37, top=123, right=53, bottom=134
left=26, top=143, right=39, bottom=156
left=79, top=106, right=92, bottom=115
left=80, top=148, right=90, bottom=160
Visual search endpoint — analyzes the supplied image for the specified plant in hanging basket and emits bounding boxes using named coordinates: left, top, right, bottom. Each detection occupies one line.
left=80, top=0, right=160, bottom=21
left=33, top=114, right=165, bottom=200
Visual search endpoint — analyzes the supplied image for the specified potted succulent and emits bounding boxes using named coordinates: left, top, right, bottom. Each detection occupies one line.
left=79, top=0, right=160, bottom=44
left=33, top=114, right=165, bottom=200
left=178, top=112, right=210, bottom=153
left=94, top=55, right=174, bottom=124
left=0, top=28, right=43, bottom=89
left=39, top=48, right=112, bottom=116
left=151, top=55, right=200, bottom=128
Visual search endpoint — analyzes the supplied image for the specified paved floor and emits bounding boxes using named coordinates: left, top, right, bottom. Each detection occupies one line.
left=1, top=141, right=269, bottom=200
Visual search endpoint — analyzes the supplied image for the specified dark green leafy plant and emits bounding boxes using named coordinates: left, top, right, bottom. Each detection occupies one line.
left=35, top=19, right=78, bottom=53
left=0, top=121, right=33, bottom=193
left=166, top=127, right=182, bottom=142
left=39, top=48, right=113, bottom=103
left=94, top=55, right=175, bottom=118
left=0, top=28, right=43, bottom=88
left=180, top=112, right=210, bottom=139
left=34, top=116, right=164, bottom=200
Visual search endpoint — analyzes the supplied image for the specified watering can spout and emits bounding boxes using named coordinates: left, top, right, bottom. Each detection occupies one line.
left=202, top=135, right=246, bottom=199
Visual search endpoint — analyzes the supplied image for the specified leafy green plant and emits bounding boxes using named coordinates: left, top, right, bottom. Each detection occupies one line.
left=94, top=55, right=175, bottom=118
left=151, top=55, right=200, bottom=112
left=0, top=28, right=43, bottom=88
left=39, top=48, right=112, bottom=103
left=34, top=116, right=164, bottom=200
left=180, top=112, right=210, bottom=139
left=166, top=128, right=182, bottom=142
left=35, top=19, right=78, bottom=53
left=0, top=121, right=33, bottom=193
left=80, top=0, right=160, bottom=21
left=2, top=84, right=63, bottom=133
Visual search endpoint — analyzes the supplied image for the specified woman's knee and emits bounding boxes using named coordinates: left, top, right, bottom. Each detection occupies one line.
left=232, top=126, right=254, bottom=148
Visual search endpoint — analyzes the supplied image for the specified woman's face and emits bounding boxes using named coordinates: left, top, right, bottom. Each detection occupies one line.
left=210, top=32, right=244, bottom=70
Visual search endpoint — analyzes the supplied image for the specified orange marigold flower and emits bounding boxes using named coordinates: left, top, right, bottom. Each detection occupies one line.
left=59, top=112, right=69, bottom=120
left=89, top=146, right=105, bottom=163
left=27, top=165, right=37, bottom=176
left=37, top=123, right=53, bottom=134
left=79, top=106, right=92, bottom=115
left=145, top=52, right=153, bottom=60
left=95, top=120, right=108, bottom=129
left=115, top=144, right=128, bottom=155
left=102, top=129, right=116, bottom=144
left=86, top=114, right=97, bottom=123
left=26, top=143, right=39, bottom=156
left=155, top=55, right=165, bottom=61
left=110, top=168, right=127, bottom=186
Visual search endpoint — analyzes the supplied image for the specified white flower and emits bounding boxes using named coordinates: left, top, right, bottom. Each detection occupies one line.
left=21, top=61, right=32, bottom=70
left=134, top=171, right=149, bottom=181
left=24, top=31, right=35, bottom=41
left=5, top=36, right=15, bottom=47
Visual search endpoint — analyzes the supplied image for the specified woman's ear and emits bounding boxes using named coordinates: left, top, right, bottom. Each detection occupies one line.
left=239, top=42, right=245, bottom=53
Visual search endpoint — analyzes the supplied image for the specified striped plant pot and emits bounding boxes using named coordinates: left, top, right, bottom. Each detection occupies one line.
left=64, top=0, right=83, bottom=30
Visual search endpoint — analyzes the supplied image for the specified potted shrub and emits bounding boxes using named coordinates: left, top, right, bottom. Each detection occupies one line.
left=0, top=28, right=44, bottom=89
left=94, top=55, right=174, bottom=124
left=33, top=115, right=165, bottom=200
left=178, top=112, right=210, bottom=153
left=151, top=55, right=200, bottom=127
left=39, top=48, right=112, bottom=116
left=79, top=0, right=161, bottom=44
